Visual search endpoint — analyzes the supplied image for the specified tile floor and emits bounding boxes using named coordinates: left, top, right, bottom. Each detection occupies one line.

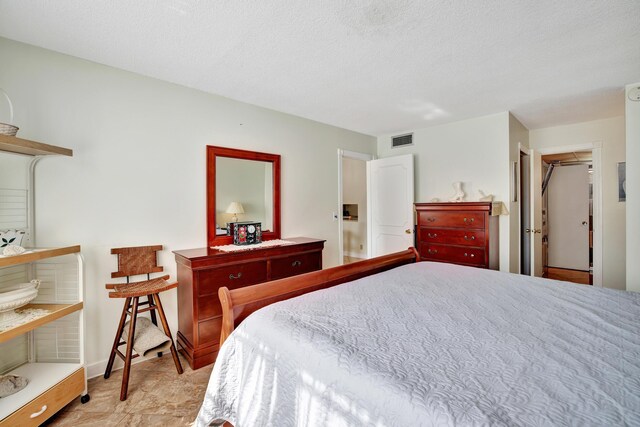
left=343, top=256, right=364, bottom=265
left=44, top=354, right=212, bottom=426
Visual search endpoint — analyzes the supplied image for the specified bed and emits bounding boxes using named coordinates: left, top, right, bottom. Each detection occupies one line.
left=196, top=249, right=640, bottom=426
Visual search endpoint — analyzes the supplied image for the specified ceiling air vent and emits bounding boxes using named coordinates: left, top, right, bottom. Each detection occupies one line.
left=391, top=133, right=413, bottom=148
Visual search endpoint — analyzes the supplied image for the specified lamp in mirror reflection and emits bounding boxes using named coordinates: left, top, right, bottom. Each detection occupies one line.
left=226, top=202, right=245, bottom=222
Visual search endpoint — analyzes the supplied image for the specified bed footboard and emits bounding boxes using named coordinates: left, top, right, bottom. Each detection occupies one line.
left=218, top=247, right=419, bottom=346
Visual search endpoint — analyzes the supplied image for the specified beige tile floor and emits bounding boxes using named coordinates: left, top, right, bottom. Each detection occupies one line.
left=43, top=354, right=212, bottom=426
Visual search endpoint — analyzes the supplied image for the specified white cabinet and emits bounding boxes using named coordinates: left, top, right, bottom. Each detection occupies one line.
left=0, top=134, right=87, bottom=426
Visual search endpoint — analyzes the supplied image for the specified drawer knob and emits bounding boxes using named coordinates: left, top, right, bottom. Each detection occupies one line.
left=463, top=217, right=475, bottom=223
left=30, top=405, right=48, bottom=419
left=291, top=260, right=302, bottom=267
left=229, top=272, right=243, bottom=280
left=463, top=235, right=475, bottom=240
left=428, top=249, right=438, bottom=255
left=427, top=233, right=437, bottom=238
left=464, top=253, right=475, bottom=258
left=427, top=217, right=436, bottom=222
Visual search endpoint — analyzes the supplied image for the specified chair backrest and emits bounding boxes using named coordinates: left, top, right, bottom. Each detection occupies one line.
left=111, top=245, right=164, bottom=279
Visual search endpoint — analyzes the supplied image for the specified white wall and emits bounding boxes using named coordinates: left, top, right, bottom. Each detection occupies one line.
left=342, top=157, right=367, bottom=258
left=530, top=116, right=626, bottom=290
left=626, top=83, right=640, bottom=292
left=0, top=152, right=29, bottom=189
left=377, top=112, right=512, bottom=271
left=0, top=37, right=375, bottom=373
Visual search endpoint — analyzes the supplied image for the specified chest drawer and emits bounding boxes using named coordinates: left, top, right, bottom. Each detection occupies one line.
left=271, top=251, right=322, bottom=280
left=420, top=243, right=486, bottom=266
left=419, top=227, right=485, bottom=247
left=197, top=261, right=268, bottom=296
left=419, top=211, right=485, bottom=229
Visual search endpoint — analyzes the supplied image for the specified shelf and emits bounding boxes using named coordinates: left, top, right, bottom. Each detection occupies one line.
left=0, top=246, right=81, bottom=268
left=0, top=134, right=73, bottom=157
left=0, top=302, right=83, bottom=343
left=0, top=363, right=83, bottom=420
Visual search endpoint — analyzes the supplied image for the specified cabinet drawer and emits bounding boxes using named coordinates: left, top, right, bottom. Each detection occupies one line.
left=420, top=243, right=486, bottom=266
left=419, top=227, right=485, bottom=247
left=419, top=211, right=485, bottom=229
left=270, top=252, right=322, bottom=280
left=1, top=368, right=84, bottom=427
left=197, top=261, right=268, bottom=296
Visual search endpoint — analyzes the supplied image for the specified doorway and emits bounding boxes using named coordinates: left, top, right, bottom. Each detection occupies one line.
left=541, top=151, right=593, bottom=285
left=521, top=144, right=602, bottom=286
left=342, top=157, right=368, bottom=264
left=338, top=150, right=415, bottom=265
left=338, top=150, right=374, bottom=265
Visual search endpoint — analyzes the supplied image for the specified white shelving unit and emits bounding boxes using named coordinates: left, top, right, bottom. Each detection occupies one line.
left=0, top=135, right=87, bottom=426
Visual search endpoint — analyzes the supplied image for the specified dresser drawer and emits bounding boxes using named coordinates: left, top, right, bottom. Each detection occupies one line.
left=419, top=227, right=486, bottom=247
left=198, top=294, right=221, bottom=320
left=1, top=368, right=84, bottom=427
left=198, top=316, right=222, bottom=345
left=197, top=261, right=268, bottom=296
left=270, top=252, right=322, bottom=280
left=419, top=211, right=485, bottom=229
left=420, top=243, right=486, bottom=266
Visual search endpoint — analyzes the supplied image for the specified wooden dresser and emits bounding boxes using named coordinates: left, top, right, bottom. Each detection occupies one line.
left=415, top=202, right=498, bottom=269
left=173, top=237, right=325, bottom=369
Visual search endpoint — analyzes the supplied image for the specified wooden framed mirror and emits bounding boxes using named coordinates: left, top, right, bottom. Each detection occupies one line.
left=207, top=146, right=281, bottom=246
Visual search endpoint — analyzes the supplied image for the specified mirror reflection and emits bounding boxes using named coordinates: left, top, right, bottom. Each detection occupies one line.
left=215, top=157, right=273, bottom=235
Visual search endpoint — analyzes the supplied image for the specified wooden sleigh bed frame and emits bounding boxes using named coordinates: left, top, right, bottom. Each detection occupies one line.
left=218, top=247, right=419, bottom=346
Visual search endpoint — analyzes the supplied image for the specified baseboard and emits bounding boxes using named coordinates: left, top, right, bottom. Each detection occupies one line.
left=86, top=351, right=168, bottom=380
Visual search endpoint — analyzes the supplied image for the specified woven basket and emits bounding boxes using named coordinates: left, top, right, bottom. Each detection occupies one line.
left=0, top=89, right=18, bottom=136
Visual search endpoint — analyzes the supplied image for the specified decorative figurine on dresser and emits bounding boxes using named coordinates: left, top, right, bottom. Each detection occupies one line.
left=415, top=202, right=499, bottom=270
left=174, top=146, right=325, bottom=369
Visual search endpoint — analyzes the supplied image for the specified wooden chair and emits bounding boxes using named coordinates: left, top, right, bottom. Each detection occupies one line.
left=103, top=245, right=183, bottom=401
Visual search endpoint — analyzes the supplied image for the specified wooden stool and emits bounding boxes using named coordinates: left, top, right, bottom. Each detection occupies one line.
left=103, top=245, right=183, bottom=401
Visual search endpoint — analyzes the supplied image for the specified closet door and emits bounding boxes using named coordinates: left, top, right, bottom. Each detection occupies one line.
left=547, top=164, right=590, bottom=271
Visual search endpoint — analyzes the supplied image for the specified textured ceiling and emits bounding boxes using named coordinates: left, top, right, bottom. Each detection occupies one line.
left=0, top=1, right=638, bottom=136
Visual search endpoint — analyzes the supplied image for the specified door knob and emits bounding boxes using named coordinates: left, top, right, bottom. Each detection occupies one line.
left=581, top=221, right=588, bottom=226
left=533, top=229, right=541, bottom=234
left=525, top=228, right=531, bottom=233
left=405, top=229, right=412, bottom=234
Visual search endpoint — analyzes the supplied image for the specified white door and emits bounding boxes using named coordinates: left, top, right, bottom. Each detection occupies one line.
left=530, top=149, right=543, bottom=276
left=547, top=164, right=590, bottom=271
left=367, top=154, right=414, bottom=257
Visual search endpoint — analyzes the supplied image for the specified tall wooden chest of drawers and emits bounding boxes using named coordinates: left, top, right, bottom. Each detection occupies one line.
left=174, top=237, right=325, bottom=369
left=415, top=202, right=498, bottom=269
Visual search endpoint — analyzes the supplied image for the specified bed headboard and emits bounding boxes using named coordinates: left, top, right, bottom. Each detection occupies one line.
left=218, top=247, right=419, bottom=346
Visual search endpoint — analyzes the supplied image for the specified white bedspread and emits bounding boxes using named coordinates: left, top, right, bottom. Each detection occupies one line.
left=196, top=262, right=640, bottom=426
